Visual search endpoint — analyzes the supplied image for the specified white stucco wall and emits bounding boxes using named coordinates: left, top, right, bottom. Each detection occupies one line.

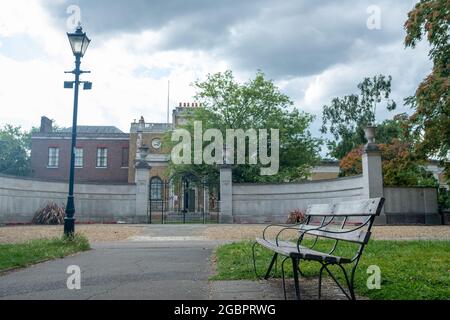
left=0, top=175, right=137, bottom=224
left=384, top=186, right=440, bottom=224
left=232, top=175, right=364, bottom=223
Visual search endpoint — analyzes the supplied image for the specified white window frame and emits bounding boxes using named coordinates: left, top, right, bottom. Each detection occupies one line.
left=75, top=148, right=84, bottom=168
left=121, top=147, right=129, bottom=168
left=48, top=147, right=59, bottom=168
left=96, top=148, right=108, bottom=168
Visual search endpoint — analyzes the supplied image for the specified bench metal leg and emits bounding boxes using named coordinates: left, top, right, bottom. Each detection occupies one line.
left=344, top=264, right=356, bottom=301
left=320, top=263, right=356, bottom=300
left=280, top=257, right=289, bottom=300
left=292, top=258, right=301, bottom=300
left=264, top=253, right=278, bottom=280
left=281, top=257, right=301, bottom=300
left=348, top=260, right=360, bottom=301
left=318, top=264, right=326, bottom=300
left=298, top=265, right=306, bottom=278
left=251, top=242, right=262, bottom=279
left=252, top=243, right=279, bottom=280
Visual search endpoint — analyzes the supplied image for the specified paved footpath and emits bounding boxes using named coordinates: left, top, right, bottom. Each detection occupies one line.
left=0, top=225, right=350, bottom=300
left=0, top=240, right=223, bottom=300
left=0, top=225, right=225, bottom=300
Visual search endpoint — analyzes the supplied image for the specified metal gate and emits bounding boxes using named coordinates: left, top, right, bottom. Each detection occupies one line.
left=148, top=175, right=220, bottom=224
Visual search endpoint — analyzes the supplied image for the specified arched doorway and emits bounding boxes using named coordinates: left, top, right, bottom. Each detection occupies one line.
left=150, top=176, right=163, bottom=202
left=148, top=176, right=165, bottom=223
left=148, top=172, right=219, bottom=224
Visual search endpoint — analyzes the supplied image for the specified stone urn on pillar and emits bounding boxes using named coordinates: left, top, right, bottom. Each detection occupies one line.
left=364, top=125, right=378, bottom=151
left=135, top=144, right=150, bottom=170
left=138, top=144, right=150, bottom=161
left=134, top=144, right=151, bottom=223
left=362, top=124, right=385, bottom=224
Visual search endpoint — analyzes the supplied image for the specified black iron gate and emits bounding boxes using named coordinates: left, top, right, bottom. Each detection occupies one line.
left=148, top=176, right=219, bottom=224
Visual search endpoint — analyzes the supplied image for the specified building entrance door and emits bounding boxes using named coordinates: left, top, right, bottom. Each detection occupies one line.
left=148, top=173, right=219, bottom=224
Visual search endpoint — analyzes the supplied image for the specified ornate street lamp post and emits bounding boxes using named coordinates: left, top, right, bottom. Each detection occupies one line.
left=63, top=24, right=92, bottom=236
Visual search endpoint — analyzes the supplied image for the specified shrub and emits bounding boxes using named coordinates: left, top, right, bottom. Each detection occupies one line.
left=32, top=202, right=65, bottom=225
left=286, top=209, right=306, bottom=224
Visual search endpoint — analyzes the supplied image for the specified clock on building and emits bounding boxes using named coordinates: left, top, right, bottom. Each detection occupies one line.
left=152, top=138, right=162, bottom=150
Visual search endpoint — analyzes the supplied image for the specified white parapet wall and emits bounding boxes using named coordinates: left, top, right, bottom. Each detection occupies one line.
left=0, top=174, right=137, bottom=224
left=232, top=175, right=364, bottom=223
left=384, top=186, right=440, bottom=225
left=221, top=139, right=441, bottom=225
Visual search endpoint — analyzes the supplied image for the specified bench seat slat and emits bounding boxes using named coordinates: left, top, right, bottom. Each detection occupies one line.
left=256, top=238, right=352, bottom=264
left=306, top=198, right=383, bottom=216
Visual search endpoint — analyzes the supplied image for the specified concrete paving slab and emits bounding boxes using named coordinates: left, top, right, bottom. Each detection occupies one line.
left=0, top=241, right=213, bottom=300
left=0, top=224, right=368, bottom=300
left=209, top=279, right=355, bottom=300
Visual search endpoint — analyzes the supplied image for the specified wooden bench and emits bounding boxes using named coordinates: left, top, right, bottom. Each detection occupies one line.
left=252, top=198, right=385, bottom=300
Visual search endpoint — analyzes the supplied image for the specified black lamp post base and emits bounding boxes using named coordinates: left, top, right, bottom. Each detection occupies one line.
left=64, top=217, right=76, bottom=236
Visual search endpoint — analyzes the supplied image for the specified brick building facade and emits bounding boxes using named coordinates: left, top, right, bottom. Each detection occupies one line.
left=127, top=105, right=211, bottom=214
left=31, top=105, right=449, bottom=190
left=31, top=117, right=130, bottom=183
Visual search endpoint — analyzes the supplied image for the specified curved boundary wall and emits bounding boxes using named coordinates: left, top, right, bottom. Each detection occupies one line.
left=0, top=145, right=442, bottom=225
left=0, top=174, right=143, bottom=224
left=219, top=147, right=441, bottom=225
left=232, top=176, right=365, bottom=223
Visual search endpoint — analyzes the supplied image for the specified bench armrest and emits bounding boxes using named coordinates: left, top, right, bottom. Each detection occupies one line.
left=275, top=223, right=331, bottom=247
left=262, top=223, right=304, bottom=241
left=266, top=218, right=334, bottom=246
left=274, top=226, right=306, bottom=246
left=294, top=227, right=327, bottom=251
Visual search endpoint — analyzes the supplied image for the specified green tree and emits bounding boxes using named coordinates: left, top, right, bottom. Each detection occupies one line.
left=404, top=0, right=449, bottom=180
left=375, top=113, right=416, bottom=144
left=167, top=70, right=322, bottom=183
left=340, top=139, right=437, bottom=187
left=0, top=125, right=32, bottom=176
left=321, top=75, right=396, bottom=159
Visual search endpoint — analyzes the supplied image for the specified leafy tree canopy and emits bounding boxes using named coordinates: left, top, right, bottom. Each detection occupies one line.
left=0, top=125, right=32, bottom=176
left=321, top=75, right=396, bottom=160
left=166, top=70, right=322, bottom=183
left=404, top=0, right=449, bottom=181
left=340, top=139, right=437, bottom=187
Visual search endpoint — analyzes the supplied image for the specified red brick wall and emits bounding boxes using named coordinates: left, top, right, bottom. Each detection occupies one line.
left=31, top=138, right=130, bottom=183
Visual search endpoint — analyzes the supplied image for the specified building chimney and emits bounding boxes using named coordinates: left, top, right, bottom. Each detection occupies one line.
left=40, top=116, right=53, bottom=133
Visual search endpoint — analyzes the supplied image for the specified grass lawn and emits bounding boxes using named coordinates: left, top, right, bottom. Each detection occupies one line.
left=0, top=234, right=90, bottom=273
left=212, top=240, right=450, bottom=300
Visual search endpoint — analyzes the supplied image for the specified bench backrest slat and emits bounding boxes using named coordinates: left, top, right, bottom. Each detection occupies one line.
left=299, top=226, right=371, bottom=244
left=305, top=198, right=384, bottom=217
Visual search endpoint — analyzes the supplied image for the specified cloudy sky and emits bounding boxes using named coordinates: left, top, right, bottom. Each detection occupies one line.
left=0, top=0, right=431, bottom=140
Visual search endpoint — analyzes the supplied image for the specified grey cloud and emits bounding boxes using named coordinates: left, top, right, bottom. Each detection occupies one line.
left=43, top=0, right=266, bottom=41
left=43, top=0, right=414, bottom=78
left=44, top=0, right=429, bottom=125
left=220, top=0, right=410, bottom=78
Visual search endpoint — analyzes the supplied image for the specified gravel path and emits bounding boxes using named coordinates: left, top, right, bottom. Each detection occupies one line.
left=200, top=225, right=450, bottom=241
left=0, top=225, right=145, bottom=244
left=1, top=224, right=449, bottom=244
